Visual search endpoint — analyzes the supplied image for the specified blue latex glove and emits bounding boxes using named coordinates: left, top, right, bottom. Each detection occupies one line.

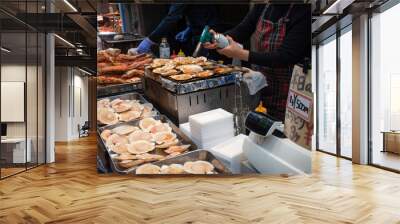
left=175, top=27, right=192, bottom=43
left=137, top=37, right=155, bottom=54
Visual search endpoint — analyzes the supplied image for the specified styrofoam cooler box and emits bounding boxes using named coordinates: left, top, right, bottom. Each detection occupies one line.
left=179, top=123, right=191, bottom=139
left=188, top=109, right=234, bottom=148
left=207, top=134, right=247, bottom=174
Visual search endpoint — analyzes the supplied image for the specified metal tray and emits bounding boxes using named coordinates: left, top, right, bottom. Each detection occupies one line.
left=97, top=115, right=198, bottom=174
left=152, top=150, right=232, bottom=174
left=97, top=82, right=143, bottom=98
left=97, top=92, right=158, bottom=127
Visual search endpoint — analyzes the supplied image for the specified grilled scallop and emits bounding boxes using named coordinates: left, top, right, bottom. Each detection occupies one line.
left=176, top=64, right=203, bottom=74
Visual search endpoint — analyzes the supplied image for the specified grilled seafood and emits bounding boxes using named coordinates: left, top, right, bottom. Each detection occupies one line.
left=150, top=58, right=171, bottom=68
left=177, top=64, right=203, bottom=74
left=99, top=64, right=129, bottom=75
left=169, top=74, right=193, bottom=81
left=196, top=70, right=214, bottom=78
left=214, top=67, right=233, bottom=74
left=135, top=164, right=161, bottom=174
left=121, top=69, right=144, bottom=79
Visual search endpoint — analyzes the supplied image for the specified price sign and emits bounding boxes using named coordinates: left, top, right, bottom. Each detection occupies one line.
left=284, top=65, right=313, bottom=150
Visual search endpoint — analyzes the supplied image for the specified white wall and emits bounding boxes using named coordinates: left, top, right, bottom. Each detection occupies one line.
left=54, top=67, right=89, bottom=141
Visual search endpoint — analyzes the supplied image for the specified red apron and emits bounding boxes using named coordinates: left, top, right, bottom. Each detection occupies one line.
left=250, top=5, right=293, bottom=121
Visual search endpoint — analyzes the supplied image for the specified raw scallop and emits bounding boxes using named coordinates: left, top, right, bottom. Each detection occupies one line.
left=97, top=98, right=110, bottom=109
left=112, top=125, right=138, bottom=135
left=106, top=134, right=129, bottom=146
left=128, top=130, right=154, bottom=143
left=119, top=159, right=145, bottom=169
left=114, top=153, right=137, bottom=160
left=135, top=164, right=161, bottom=174
left=110, top=143, right=128, bottom=154
left=183, top=161, right=215, bottom=174
left=100, top=129, right=112, bottom=141
left=155, top=138, right=179, bottom=149
left=127, top=140, right=155, bottom=154
left=139, top=117, right=160, bottom=132
left=112, top=100, right=132, bottom=113
left=160, top=164, right=185, bottom=174
left=136, top=153, right=164, bottom=162
left=98, top=108, right=118, bottom=125
left=119, top=110, right=141, bottom=122
left=164, top=145, right=190, bottom=154
left=153, top=132, right=176, bottom=144
left=149, top=123, right=172, bottom=134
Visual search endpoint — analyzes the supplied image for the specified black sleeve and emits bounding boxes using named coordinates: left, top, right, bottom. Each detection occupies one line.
left=224, top=6, right=262, bottom=43
left=248, top=7, right=310, bottom=68
left=148, top=4, right=186, bottom=43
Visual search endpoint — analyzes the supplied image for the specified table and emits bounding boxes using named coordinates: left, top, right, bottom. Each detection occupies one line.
left=1, top=138, right=32, bottom=165
left=382, top=131, right=400, bottom=154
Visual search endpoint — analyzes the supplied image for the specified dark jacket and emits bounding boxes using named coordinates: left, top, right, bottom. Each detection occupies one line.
left=148, top=4, right=218, bottom=43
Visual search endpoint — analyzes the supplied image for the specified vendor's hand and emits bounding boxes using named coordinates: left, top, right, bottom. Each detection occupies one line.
left=203, top=29, right=218, bottom=49
left=127, top=48, right=138, bottom=56
left=137, top=37, right=155, bottom=54
left=217, top=35, right=249, bottom=61
left=175, top=27, right=192, bottom=43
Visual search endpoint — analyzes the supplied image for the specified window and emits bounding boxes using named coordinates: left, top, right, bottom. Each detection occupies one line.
left=317, top=36, right=337, bottom=154
left=339, top=28, right=352, bottom=158
left=370, top=3, right=400, bottom=171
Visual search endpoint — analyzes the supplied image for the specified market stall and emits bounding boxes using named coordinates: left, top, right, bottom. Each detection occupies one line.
left=96, top=47, right=311, bottom=175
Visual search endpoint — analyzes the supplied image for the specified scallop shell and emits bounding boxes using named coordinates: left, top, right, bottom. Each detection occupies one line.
left=112, top=125, right=139, bottom=135
left=135, top=164, right=161, bottom=174
left=127, top=140, right=155, bottom=154
left=153, top=131, right=176, bottom=145
left=160, top=164, right=185, bottom=174
left=183, top=161, right=214, bottom=174
left=98, top=108, right=118, bottom=125
left=128, top=130, right=154, bottom=143
left=139, top=117, right=161, bottom=132
left=118, top=110, right=141, bottom=122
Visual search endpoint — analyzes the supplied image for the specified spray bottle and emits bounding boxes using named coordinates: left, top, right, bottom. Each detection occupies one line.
left=193, top=25, right=229, bottom=57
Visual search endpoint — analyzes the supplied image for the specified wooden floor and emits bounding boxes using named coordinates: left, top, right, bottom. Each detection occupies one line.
left=1, top=135, right=400, bottom=224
